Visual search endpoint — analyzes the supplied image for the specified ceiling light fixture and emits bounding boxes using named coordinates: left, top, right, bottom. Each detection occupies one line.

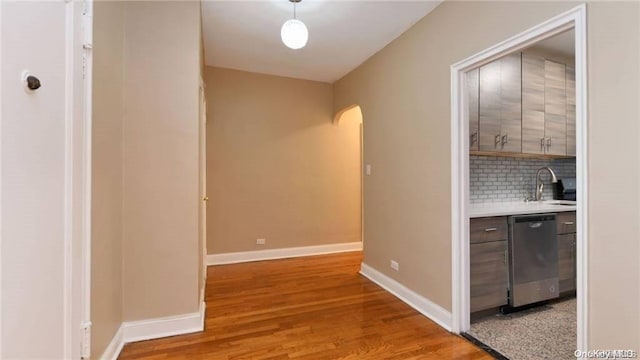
left=281, top=0, right=308, bottom=50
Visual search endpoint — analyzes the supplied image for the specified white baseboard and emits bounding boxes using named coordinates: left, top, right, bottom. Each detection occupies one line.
left=101, top=324, right=124, bottom=360
left=359, top=263, right=452, bottom=331
left=207, top=242, right=363, bottom=265
left=100, top=301, right=206, bottom=360
left=123, top=301, right=206, bottom=343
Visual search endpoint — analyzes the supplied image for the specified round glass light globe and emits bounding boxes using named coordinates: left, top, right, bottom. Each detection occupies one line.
left=281, top=19, right=308, bottom=50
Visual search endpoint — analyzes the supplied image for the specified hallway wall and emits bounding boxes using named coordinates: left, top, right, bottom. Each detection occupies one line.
left=91, top=0, right=125, bottom=357
left=122, top=1, right=201, bottom=321
left=333, top=0, right=640, bottom=348
left=91, top=2, right=203, bottom=357
left=205, top=67, right=362, bottom=254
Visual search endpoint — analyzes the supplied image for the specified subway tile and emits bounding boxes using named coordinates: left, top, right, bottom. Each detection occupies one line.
left=469, top=155, right=576, bottom=203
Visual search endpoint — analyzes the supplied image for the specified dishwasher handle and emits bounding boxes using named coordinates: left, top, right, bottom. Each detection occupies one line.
left=512, top=214, right=556, bottom=223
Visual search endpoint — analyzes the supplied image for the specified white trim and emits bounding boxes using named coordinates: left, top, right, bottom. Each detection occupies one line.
left=101, top=301, right=206, bottom=360
left=573, top=5, right=589, bottom=351
left=450, top=63, right=468, bottom=334
left=81, top=1, right=94, bottom=358
left=0, top=1, right=3, bottom=355
left=198, top=77, right=207, bottom=306
left=100, top=325, right=124, bottom=360
left=449, top=4, right=588, bottom=351
left=123, top=301, right=206, bottom=343
left=63, top=2, right=76, bottom=357
left=207, top=242, right=363, bottom=266
left=360, top=263, right=452, bottom=331
left=199, top=299, right=206, bottom=331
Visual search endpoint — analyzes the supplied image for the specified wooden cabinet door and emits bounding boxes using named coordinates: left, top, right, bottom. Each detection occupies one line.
left=478, top=53, right=522, bottom=153
left=500, top=52, right=522, bottom=153
left=479, top=60, right=502, bottom=152
left=522, top=53, right=546, bottom=155
left=470, top=240, right=508, bottom=312
left=544, top=60, right=567, bottom=156
left=558, top=233, right=576, bottom=293
left=470, top=216, right=508, bottom=244
left=566, top=64, right=576, bottom=156
left=467, top=69, right=480, bottom=151
left=556, top=211, right=577, bottom=234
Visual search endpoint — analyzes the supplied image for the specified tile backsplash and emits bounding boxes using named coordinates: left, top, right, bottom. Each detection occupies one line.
left=470, top=155, right=576, bottom=204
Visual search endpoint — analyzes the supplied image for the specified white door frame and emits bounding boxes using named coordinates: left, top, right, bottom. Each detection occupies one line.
left=450, top=4, right=588, bottom=350
left=0, top=1, right=4, bottom=354
left=79, top=1, right=94, bottom=358
left=68, top=0, right=94, bottom=358
left=199, top=78, right=207, bottom=304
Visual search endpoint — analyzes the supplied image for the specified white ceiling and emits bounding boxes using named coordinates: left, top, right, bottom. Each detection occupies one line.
left=202, top=1, right=442, bottom=83
left=529, top=29, right=575, bottom=58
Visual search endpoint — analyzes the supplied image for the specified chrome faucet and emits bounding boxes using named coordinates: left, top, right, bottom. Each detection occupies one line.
left=535, top=167, right=558, bottom=201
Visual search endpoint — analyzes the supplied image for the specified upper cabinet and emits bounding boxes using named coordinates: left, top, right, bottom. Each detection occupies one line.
left=469, top=51, right=575, bottom=158
left=522, top=54, right=569, bottom=156
left=478, top=52, right=522, bottom=153
left=522, top=53, right=546, bottom=154
left=566, top=65, right=576, bottom=156
left=544, top=59, right=568, bottom=155
left=468, top=69, right=480, bottom=152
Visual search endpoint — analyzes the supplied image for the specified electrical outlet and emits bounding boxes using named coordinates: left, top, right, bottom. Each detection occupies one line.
left=365, top=164, right=372, bottom=176
left=256, top=238, right=266, bottom=245
left=390, top=260, right=399, bottom=271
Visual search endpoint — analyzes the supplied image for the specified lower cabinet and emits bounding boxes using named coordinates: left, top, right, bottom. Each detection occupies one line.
left=470, top=240, right=508, bottom=312
left=470, top=212, right=576, bottom=315
left=470, top=216, right=509, bottom=313
left=557, top=211, right=577, bottom=293
left=558, top=234, right=577, bottom=293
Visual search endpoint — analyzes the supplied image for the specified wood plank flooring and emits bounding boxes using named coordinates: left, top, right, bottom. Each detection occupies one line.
left=119, top=252, right=491, bottom=360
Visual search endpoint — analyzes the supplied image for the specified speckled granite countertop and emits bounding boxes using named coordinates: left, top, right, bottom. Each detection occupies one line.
left=470, top=200, right=577, bottom=218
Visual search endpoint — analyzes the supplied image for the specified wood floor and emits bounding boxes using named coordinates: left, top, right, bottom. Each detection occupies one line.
left=119, top=252, right=491, bottom=360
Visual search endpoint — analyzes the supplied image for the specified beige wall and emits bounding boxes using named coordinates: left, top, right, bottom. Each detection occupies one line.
left=122, top=1, right=201, bottom=321
left=91, top=0, right=125, bottom=357
left=205, top=67, right=361, bottom=254
left=585, top=1, right=639, bottom=348
left=334, top=0, right=640, bottom=348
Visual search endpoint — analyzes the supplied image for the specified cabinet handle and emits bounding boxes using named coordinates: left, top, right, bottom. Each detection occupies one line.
left=504, top=249, right=508, bottom=264
left=540, top=138, right=545, bottom=152
left=564, top=221, right=574, bottom=225
left=484, top=227, right=497, bottom=232
left=494, top=134, right=501, bottom=148
left=546, top=137, right=552, bottom=151
left=501, top=134, right=508, bottom=147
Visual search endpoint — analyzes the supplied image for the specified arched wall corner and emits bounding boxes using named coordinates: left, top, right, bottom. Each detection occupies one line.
left=333, top=104, right=363, bottom=125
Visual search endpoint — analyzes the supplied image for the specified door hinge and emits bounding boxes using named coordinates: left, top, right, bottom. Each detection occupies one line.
left=82, top=52, right=87, bottom=80
left=81, top=321, right=92, bottom=359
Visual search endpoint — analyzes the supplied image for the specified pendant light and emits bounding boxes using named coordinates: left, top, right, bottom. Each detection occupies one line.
left=281, top=0, right=308, bottom=50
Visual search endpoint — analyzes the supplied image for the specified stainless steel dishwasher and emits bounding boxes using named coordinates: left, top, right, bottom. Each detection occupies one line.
left=508, top=214, right=559, bottom=307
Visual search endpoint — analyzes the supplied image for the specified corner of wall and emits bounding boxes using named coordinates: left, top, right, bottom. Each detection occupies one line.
left=99, top=301, right=206, bottom=360
left=359, top=263, right=452, bottom=331
left=120, top=0, right=201, bottom=322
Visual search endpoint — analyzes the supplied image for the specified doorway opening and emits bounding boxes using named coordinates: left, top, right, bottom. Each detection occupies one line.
left=334, top=105, right=364, bottom=245
left=450, top=4, right=588, bottom=358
